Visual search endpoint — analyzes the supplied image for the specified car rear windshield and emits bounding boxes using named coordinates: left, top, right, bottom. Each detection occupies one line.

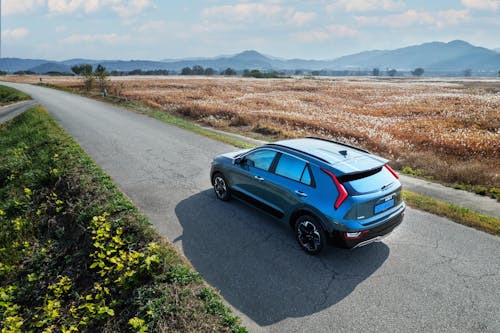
left=341, top=166, right=396, bottom=194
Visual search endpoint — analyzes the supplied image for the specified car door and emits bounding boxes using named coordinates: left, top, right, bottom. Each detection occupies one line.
left=261, top=153, right=315, bottom=218
left=230, top=149, right=283, bottom=217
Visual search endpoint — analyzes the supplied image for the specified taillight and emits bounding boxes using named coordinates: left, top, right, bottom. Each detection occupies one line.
left=321, top=168, right=348, bottom=209
left=385, top=164, right=399, bottom=179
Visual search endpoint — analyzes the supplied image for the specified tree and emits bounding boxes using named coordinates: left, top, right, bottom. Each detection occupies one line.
left=73, top=64, right=95, bottom=91
left=387, top=69, right=397, bottom=77
left=192, top=65, right=204, bottom=75
left=95, top=64, right=109, bottom=95
left=71, top=65, right=82, bottom=75
left=222, top=68, right=236, bottom=76
left=372, top=68, right=380, bottom=76
left=464, top=69, right=472, bottom=77
left=181, top=67, right=192, bottom=75
left=204, top=67, right=215, bottom=76
left=411, top=68, right=424, bottom=76
left=497, top=69, right=499, bottom=77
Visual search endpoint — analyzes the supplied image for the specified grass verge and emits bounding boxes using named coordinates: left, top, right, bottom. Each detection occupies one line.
left=0, top=85, right=31, bottom=105
left=403, top=190, right=499, bottom=236
left=0, top=106, right=246, bottom=332
left=401, top=166, right=499, bottom=200
left=33, top=82, right=498, bottom=236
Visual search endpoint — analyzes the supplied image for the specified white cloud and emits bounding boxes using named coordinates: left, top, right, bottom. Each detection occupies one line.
left=355, top=9, right=469, bottom=28
left=202, top=3, right=316, bottom=26
left=462, top=0, right=499, bottom=10
left=63, top=33, right=129, bottom=43
left=112, top=0, right=154, bottom=17
left=46, top=0, right=152, bottom=16
left=3, top=0, right=44, bottom=15
left=327, top=0, right=406, bottom=12
left=2, top=28, right=30, bottom=39
left=290, top=11, right=317, bottom=26
left=292, top=25, right=359, bottom=42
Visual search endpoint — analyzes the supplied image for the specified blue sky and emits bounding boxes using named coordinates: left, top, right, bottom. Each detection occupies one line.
left=2, top=0, right=499, bottom=60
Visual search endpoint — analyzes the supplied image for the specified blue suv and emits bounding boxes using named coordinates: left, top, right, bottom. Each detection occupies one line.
left=210, top=137, right=405, bottom=255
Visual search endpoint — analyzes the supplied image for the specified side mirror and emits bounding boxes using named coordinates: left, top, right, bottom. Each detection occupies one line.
left=233, top=157, right=243, bottom=165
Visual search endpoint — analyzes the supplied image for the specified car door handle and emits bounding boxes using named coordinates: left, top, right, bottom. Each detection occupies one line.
left=294, top=190, right=308, bottom=197
left=254, top=176, right=265, bottom=182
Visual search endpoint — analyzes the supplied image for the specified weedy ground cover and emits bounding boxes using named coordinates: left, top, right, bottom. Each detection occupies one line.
left=0, top=85, right=31, bottom=105
left=4, top=75, right=499, bottom=199
left=0, top=106, right=246, bottom=332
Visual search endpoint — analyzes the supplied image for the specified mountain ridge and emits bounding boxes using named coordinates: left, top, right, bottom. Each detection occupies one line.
left=1, top=40, right=499, bottom=74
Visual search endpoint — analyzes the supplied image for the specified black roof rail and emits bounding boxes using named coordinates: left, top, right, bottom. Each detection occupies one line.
left=264, top=143, right=331, bottom=164
left=305, top=137, right=371, bottom=154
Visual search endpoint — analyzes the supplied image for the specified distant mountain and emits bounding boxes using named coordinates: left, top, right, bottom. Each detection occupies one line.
left=0, top=58, right=49, bottom=72
left=29, top=62, right=72, bottom=74
left=334, top=40, right=500, bottom=71
left=1, top=40, right=499, bottom=74
left=494, top=48, right=500, bottom=53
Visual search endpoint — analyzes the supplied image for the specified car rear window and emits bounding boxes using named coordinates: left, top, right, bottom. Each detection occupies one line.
left=275, top=154, right=312, bottom=185
left=344, top=166, right=395, bottom=194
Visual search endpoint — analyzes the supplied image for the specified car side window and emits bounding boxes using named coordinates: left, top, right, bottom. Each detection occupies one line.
left=244, top=149, right=277, bottom=171
left=274, top=153, right=312, bottom=185
left=300, top=166, right=312, bottom=186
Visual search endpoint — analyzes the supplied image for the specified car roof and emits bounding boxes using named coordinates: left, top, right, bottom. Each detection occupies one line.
left=265, top=137, right=388, bottom=174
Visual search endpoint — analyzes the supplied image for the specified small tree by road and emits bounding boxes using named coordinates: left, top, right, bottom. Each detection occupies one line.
left=95, top=64, right=109, bottom=96
left=71, top=64, right=95, bottom=91
left=387, top=69, right=397, bottom=77
left=372, top=68, right=380, bottom=76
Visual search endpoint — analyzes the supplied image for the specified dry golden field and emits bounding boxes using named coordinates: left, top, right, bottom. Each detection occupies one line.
left=4, top=75, right=500, bottom=192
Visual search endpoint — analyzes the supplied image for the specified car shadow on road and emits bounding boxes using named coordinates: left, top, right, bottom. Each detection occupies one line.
left=174, top=189, right=389, bottom=326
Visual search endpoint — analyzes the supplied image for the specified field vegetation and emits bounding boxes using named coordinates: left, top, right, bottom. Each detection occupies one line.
left=0, top=105, right=245, bottom=332
left=4, top=75, right=499, bottom=198
left=0, top=85, right=31, bottom=105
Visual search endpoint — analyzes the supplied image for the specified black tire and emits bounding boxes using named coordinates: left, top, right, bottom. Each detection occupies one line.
left=212, top=173, right=231, bottom=201
left=295, top=215, right=326, bottom=255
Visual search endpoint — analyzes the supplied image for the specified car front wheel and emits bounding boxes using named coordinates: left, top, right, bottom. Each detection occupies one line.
left=212, top=173, right=231, bottom=201
left=295, top=215, right=326, bottom=255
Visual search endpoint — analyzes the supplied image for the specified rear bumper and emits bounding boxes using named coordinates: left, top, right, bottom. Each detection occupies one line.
left=342, top=207, right=404, bottom=249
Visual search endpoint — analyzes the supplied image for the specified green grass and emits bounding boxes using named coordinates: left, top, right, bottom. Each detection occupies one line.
left=0, top=85, right=31, bottom=105
left=0, top=106, right=246, bottom=332
left=37, top=82, right=77, bottom=94
left=403, top=190, right=500, bottom=236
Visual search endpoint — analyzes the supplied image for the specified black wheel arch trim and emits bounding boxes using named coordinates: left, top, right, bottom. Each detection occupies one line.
left=289, top=208, right=333, bottom=234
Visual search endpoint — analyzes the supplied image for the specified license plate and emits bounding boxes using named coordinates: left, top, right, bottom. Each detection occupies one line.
left=374, top=198, right=395, bottom=214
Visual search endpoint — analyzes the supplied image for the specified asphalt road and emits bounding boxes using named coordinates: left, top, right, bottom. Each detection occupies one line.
left=0, top=100, right=37, bottom=124
left=3, top=82, right=499, bottom=333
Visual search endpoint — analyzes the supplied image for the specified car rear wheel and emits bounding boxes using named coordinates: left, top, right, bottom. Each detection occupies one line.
left=212, top=173, right=231, bottom=201
left=295, top=215, right=326, bottom=255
